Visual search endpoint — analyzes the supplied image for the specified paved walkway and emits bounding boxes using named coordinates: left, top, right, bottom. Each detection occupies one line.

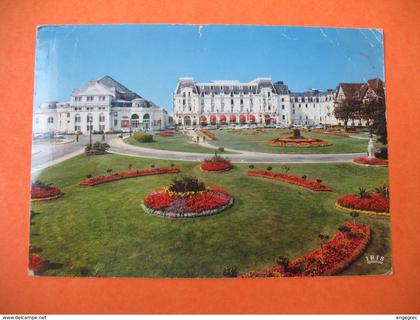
left=108, top=135, right=365, bottom=164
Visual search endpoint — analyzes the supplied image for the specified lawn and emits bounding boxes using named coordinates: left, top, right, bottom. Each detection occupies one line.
left=207, top=129, right=376, bottom=154
left=30, top=153, right=391, bottom=278
left=125, top=133, right=225, bottom=154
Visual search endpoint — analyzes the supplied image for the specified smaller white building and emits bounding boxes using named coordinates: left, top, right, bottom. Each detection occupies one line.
left=33, top=76, right=168, bottom=134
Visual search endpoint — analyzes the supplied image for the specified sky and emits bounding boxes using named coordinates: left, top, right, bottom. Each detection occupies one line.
left=34, top=24, right=384, bottom=112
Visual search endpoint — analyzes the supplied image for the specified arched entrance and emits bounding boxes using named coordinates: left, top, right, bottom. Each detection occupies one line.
left=184, top=115, right=191, bottom=126
left=131, top=114, right=140, bottom=128
left=143, top=113, right=150, bottom=130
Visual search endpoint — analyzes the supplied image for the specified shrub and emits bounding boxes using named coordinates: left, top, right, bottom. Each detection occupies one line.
left=338, top=225, right=351, bottom=233
left=222, top=265, right=238, bottom=278
left=249, top=164, right=255, bottom=169
left=275, top=256, right=289, bottom=267
left=358, top=187, right=370, bottom=199
left=316, top=178, right=322, bottom=184
left=85, top=141, right=110, bottom=152
left=150, top=164, right=155, bottom=168
left=170, top=163, right=175, bottom=167
left=218, top=147, right=225, bottom=153
left=293, top=129, right=301, bottom=138
left=133, top=132, right=154, bottom=143
left=374, top=183, right=390, bottom=200
left=267, top=166, right=273, bottom=171
left=86, top=174, right=92, bottom=179
left=106, top=168, right=113, bottom=174
left=281, top=165, right=290, bottom=174
left=168, top=176, right=206, bottom=193
left=301, top=175, right=307, bottom=180
left=375, top=147, right=388, bottom=160
left=128, top=164, right=133, bottom=171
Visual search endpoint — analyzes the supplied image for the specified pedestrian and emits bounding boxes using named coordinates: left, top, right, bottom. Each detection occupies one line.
left=76, top=134, right=79, bottom=142
left=102, top=133, right=105, bottom=141
left=197, top=136, right=200, bottom=143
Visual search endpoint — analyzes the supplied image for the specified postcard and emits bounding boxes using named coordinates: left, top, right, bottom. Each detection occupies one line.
left=29, top=24, right=390, bottom=278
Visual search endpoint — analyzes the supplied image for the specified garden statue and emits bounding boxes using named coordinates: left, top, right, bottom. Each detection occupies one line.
left=367, top=138, right=375, bottom=159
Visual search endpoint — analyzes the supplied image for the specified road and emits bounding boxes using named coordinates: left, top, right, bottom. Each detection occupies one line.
left=31, top=133, right=366, bottom=176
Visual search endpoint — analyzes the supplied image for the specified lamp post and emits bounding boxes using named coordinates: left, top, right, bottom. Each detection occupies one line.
left=129, top=121, right=132, bottom=137
left=89, top=118, right=93, bottom=148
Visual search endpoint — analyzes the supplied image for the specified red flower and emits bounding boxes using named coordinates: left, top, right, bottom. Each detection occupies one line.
left=31, top=186, right=62, bottom=199
left=354, top=157, right=388, bottom=166
left=247, top=170, right=332, bottom=192
left=29, top=253, right=44, bottom=272
left=159, top=132, right=175, bottom=137
left=201, top=160, right=232, bottom=172
left=80, top=167, right=180, bottom=186
left=242, top=223, right=371, bottom=278
left=337, top=193, right=389, bottom=212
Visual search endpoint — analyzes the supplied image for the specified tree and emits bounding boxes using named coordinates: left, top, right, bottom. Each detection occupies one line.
left=333, top=99, right=362, bottom=130
left=361, top=98, right=387, bottom=145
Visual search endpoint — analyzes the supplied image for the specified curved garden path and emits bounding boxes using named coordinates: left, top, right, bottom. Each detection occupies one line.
left=108, top=135, right=365, bottom=164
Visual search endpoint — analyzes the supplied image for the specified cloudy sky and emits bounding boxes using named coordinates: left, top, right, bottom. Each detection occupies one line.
left=34, top=24, right=384, bottom=111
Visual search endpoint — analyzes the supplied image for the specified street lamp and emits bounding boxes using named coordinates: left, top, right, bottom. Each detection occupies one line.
left=89, top=118, right=93, bottom=148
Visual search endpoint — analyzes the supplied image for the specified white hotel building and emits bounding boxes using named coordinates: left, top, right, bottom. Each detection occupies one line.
left=173, top=77, right=338, bottom=126
left=33, top=76, right=168, bottom=134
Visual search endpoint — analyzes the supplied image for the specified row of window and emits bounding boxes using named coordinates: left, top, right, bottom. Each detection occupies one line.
left=74, top=106, right=107, bottom=111
left=74, top=96, right=107, bottom=102
left=290, top=96, right=332, bottom=103
left=75, top=114, right=106, bottom=123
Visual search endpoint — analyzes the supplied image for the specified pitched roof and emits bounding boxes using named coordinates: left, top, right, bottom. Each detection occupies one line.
left=97, top=75, right=141, bottom=100
left=338, top=83, right=364, bottom=99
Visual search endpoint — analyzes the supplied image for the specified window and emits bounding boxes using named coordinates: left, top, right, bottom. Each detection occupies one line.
left=282, top=105, right=285, bottom=110
left=87, top=114, right=93, bottom=122
left=67, top=113, right=70, bottom=117
left=47, top=117, right=54, bottom=124
left=35, top=118, right=39, bottom=124
left=99, top=125, right=105, bottom=131
left=99, top=114, right=105, bottom=122
left=240, top=99, right=243, bottom=105
left=282, top=98, right=284, bottom=102
left=292, top=110, right=295, bottom=114
left=305, top=104, right=308, bottom=108
left=231, top=99, right=234, bottom=105
left=75, top=114, right=81, bottom=123
left=114, top=119, right=118, bottom=126
left=86, top=96, right=94, bottom=101
left=282, top=115, right=285, bottom=120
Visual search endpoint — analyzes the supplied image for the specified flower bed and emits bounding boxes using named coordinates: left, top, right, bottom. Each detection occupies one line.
left=80, top=168, right=180, bottom=186
left=242, top=222, right=371, bottom=277
left=269, top=136, right=331, bottom=147
left=159, top=131, right=175, bottom=137
left=247, top=170, right=332, bottom=192
left=31, top=182, right=63, bottom=201
left=336, top=193, right=389, bottom=216
left=201, top=160, right=232, bottom=172
left=198, top=129, right=217, bottom=141
left=353, top=157, right=388, bottom=166
left=142, top=182, right=234, bottom=218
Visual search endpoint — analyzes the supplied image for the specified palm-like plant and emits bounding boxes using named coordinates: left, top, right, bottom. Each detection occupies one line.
left=350, top=211, right=359, bottom=226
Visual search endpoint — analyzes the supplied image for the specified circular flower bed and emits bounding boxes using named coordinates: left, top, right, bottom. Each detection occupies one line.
left=336, top=192, right=389, bottom=216
left=31, top=181, right=63, bottom=201
left=141, top=177, right=234, bottom=218
left=270, top=130, right=331, bottom=148
left=200, top=153, right=232, bottom=172
left=353, top=157, right=388, bottom=166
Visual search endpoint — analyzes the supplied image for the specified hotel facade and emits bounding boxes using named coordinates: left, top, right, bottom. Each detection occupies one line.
left=173, top=77, right=338, bottom=127
left=33, top=76, right=168, bottom=134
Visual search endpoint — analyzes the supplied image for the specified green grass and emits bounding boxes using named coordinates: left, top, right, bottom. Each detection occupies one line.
left=208, top=129, right=378, bottom=154
left=125, top=134, right=226, bottom=154
left=30, top=154, right=391, bottom=278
